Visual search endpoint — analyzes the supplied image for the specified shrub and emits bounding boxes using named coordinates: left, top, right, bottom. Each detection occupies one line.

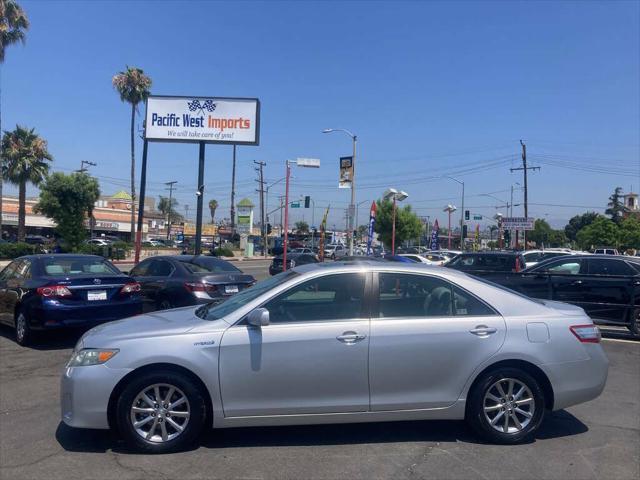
left=0, top=242, right=37, bottom=259
left=211, top=247, right=234, bottom=257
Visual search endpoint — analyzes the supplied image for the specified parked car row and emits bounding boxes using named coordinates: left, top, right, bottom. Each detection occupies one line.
left=0, top=254, right=256, bottom=345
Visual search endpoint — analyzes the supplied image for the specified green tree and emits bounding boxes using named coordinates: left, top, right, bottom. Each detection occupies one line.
left=576, top=217, right=620, bottom=250
left=208, top=199, right=218, bottom=224
left=356, top=224, right=368, bottom=243
left=294, top=220, right=309, bottom=234
left=34, top=172, right=100, bottom=251
left=157, top=195, right=182, bottom=224
left=373, top=199, right=422, bottom=249
left=619, top=217, right=640, bottom=250
left=112, top=66, right=152, bottom=239
left=564, top=212, right=600, bottom=242
left=605, top=186, right=626, bottom=225
left=1, top=0, right=30, bottom=237
left=1, top=125, right=52, bottom=240
left=528, top=219, right=567, bottom=248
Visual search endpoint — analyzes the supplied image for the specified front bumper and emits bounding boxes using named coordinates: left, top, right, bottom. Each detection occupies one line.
left=541, top=343, right=609, bottom=411
left=60, top=363, right=132, bottom=429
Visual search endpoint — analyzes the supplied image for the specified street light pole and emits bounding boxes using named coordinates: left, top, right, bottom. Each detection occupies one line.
left=391, top=195, right=397, bottom=255
left=283, top=161, right=291, bottom=271
left=443, top=176, right=464, bottom=250
left=323, top=128, right=357, bottom=256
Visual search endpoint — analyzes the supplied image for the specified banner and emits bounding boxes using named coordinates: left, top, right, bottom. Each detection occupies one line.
left=366, top=201, right=377, bottom=255
left=339, top=156, right=354, bottom=189
left=430, top=219, right=440, bottom=250
left=145, top=96, right=260, bottom=145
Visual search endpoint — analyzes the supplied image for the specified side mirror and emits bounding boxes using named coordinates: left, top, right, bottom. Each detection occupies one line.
left=247, top=308, right=269, bottom=327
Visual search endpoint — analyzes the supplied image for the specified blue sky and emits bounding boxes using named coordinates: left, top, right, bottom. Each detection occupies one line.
left=3, top=0, right=639, bottom=229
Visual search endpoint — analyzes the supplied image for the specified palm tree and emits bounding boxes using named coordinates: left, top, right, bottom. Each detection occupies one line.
left=1, top=126, right=52, bottom=241
left=1, top=0, right=30, bottom=238
left=208, top=199, right=218, bottom=224
left=112, top=66, right=152, bottom=240
left=0, top=0, right=28, bottom=62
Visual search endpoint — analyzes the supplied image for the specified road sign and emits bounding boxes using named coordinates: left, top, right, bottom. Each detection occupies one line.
left=291, top=202, right=300, bottom=208
left=502, top=217, right=535, bottom=230
left=473, top=215, right=482, bottom=220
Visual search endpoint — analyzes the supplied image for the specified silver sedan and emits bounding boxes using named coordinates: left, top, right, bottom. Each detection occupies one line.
left=60, top=262, right=608, bottom=453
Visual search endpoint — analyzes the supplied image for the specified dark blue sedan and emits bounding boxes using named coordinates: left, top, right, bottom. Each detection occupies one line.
left=0, top=254, right=143, bottom=345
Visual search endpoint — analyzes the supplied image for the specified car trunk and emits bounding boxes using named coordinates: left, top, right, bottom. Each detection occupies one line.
left=190, top=273, right=255, bottom=296
left=42, top=275, right=131, bottom=304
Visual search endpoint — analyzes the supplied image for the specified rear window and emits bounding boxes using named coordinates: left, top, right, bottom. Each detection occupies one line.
left=41, top=257, right=120, bottom=276
left=182, top=258, right=240, bottom=274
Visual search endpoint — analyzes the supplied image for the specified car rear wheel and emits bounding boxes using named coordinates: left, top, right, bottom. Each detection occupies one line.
left=115, top=371, right=207, bottom=453
left=15, top=311, right=33, bottom=346
left=466, top=368, right=545, bottom=444
left=157, top=298, right=174, bottom=310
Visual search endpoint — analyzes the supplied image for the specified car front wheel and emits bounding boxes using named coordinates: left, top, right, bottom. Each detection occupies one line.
left=115, top=371, right=207, bottom=453
left=466, top=368, right=545, bottom=444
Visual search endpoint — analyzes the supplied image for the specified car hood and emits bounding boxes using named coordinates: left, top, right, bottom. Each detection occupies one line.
left=540, top=299, right=587, bottom=316
left=80, top=305, right=228, bottom=346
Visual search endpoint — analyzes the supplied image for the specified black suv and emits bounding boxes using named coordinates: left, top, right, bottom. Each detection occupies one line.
left=445, top=251, right=526, bottom=277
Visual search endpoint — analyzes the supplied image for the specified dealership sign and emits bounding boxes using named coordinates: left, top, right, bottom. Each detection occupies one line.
left=145, top=96, right=260, bottom=145
left=501, top=217, right=535, bottom=230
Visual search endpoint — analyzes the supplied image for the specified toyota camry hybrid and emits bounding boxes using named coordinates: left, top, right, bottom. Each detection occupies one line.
left=60, top=262, right=608, bottom=453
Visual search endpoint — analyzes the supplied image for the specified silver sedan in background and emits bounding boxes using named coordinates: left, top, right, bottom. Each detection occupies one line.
left=60, top=262, right=608, bottom=453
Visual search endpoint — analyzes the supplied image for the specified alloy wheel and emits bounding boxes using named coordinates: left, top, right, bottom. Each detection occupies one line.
left=130, top=383, right=190, bottom=443
left=483, top=378, right=535, bottom=434
left=16, top=314, right=26, bottom=343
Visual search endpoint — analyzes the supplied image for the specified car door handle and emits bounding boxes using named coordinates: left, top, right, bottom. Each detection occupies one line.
left=336, top=331, right=366, bottom=343
left=469, top=325, right=497, bottom=336
left=571, top=280, right=583, bottom=286
left=633, top=281, right=640, bottom=286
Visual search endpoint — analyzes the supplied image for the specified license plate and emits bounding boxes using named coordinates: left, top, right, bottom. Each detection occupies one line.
left=87, top=290, right=107, bottom=301
left=224, top=285, right=239, bottom=294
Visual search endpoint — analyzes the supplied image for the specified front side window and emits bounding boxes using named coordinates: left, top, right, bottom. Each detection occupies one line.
left=378, top=273, right=496, bottom=318
left=263, top=273, right=365, bottom=323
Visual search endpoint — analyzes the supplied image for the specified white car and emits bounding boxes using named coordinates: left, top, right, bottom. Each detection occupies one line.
left=594, top=248, right=619, bottom=255
left=324, top=244, right=347, bottom=259
left=86, top=238, right=112, bottom=247
left=398, top=254, right=448, bottom=266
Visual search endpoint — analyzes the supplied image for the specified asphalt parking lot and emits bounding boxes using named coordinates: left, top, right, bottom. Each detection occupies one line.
left=0, top=261, right=638, bottom=480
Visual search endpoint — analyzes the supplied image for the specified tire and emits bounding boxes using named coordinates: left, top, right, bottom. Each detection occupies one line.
left=115, top=371, right=207, bottom=453
left=15, top=310, right=33, bottom=347
left=157, top=298, right=174, bottom=310
left=466, top=367, right=545, bottom=444
left=629, top=308, right=640, bottom=336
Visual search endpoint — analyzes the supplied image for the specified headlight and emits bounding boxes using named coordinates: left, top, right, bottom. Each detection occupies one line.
left=67, top=348, right=119, bottom=367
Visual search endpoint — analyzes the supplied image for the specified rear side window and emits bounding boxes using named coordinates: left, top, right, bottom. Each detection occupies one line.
left=588, top=259, right=634, bottom=276
left=536, top=259, right=584, bottom=275
left=147, top=260, right=174, bottom=277
left=377, top=273, right=495, bottom=318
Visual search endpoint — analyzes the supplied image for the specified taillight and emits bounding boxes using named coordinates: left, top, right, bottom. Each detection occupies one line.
left=184, top=282, right=218, bottom=293
left=570, top=324, right=601, bottom=343
left=120, top=282, right=141, bottom=294
left=37, top=285, right=72, bottom=298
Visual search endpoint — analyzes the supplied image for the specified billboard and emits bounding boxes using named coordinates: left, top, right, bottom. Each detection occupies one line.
left=502, top=217, right=535, bottom=230
left=144, top=96, right=260, bottom=145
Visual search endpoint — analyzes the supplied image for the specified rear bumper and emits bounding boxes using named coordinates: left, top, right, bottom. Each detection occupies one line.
left=541, top=344, right=609, bottom=411
left=30, top=299, right=143, bottom=330
left=61, top=364, right=132, bottom=429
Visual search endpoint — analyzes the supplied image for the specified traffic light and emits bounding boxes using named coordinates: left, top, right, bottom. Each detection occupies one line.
left=462, top=224, right=468, bottom=239
left=266, top=223, right=272, bottom=234
left=304, top=196, right=310, bottom=208
left=465, top=210, right=470, bottom=221
left=503, top=229, right=511, bottom=246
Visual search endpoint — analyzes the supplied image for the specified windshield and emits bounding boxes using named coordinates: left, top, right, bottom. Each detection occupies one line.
left=196, top=271, right=299, bottom=320
left=41, top=256, right=121, bottom=276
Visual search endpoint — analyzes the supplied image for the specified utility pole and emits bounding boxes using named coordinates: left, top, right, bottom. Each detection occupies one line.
left=165, top=181, right=177, bottom=240
left=77, top=160, right=97, bottom=173
left=254, top=160, right=267, bottom=257
left=511, top=140, right=539, bottom=249
left=230, top=145, right=237, bottom=235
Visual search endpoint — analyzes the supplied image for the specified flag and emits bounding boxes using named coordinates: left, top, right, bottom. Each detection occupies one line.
left=319, top=205, right=330, bottom=262
left=430, top=219, right=440, bottom=250
left=366, top=201, right=377, bottom=255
